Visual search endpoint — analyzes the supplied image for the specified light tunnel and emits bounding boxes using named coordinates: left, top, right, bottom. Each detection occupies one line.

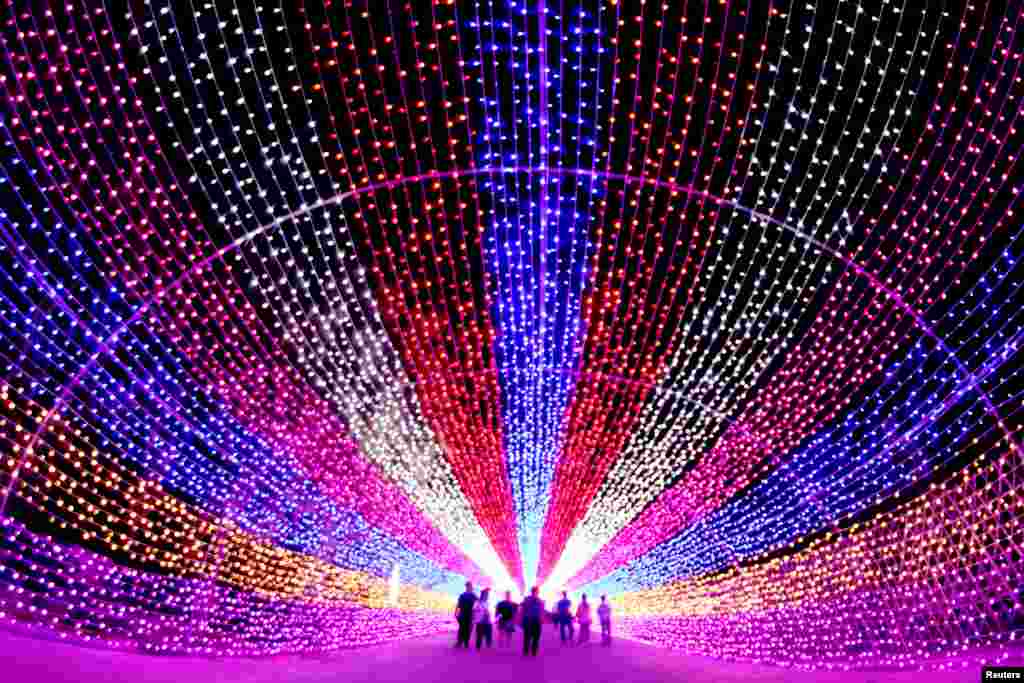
left=0, top=0, right=1022, bottom=678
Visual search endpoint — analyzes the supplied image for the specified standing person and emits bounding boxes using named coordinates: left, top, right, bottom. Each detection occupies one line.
left=556, top=591, right=574, bottom=645
left=495, top=591, right=518, bottom=648
left=473, top=588, right=493, bottom=650
left=520, top=586, right=545, bottom=657
left=454, top=581, right=477, bottom=649
left=576, top=594, right=592, bottom=645
left=597, top=595, right=612, bottom=646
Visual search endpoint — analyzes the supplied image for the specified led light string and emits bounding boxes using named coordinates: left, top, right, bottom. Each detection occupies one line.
left=500, top=0, right=553, bottom=590
left=132, top=0, right=507, bottom=585
left=582, top=294, right=1022, bottom=593
left=636, top=0, right=927, bottom=497
left=102, top=0, right=464, bottom=581
left=0, top=274, right=471, bottom=638
left=0, top=394, right=456, bottom=594
left=565, top=147, right=1019, bottom=585
left=0, top=10, right=471, bottom=593
left=565, top=0, right=1019, bottom=589
left=199, top=0, right=495, bottom=581
left=480, top=0, right=540, bottom=586
left=603, top=418, right=1022, bottom=669
left=558, top=0, right=884, bottom=588
left=3, top=0, right=491, bottom=602
left=414, top=0, right=525, bottom=586
left=502, top=0, right=584, bottom=591
left=248, top=1, right=512, bottom=583
left=117, top=0, right=1024, bottom=671
left=301, top=2, right=521, bottom=586
left=0, top=520, right=455, bottom=655
left=8, top=0, right=708, bottom=647
left=536, top=0, right=679, bottom=581
left=563, top=0, right=933, bottom=588
left=540, top=0, right=777, bottom=590
left=525, top=0, right=625, bottom=590
left=470, top=0, right=600, bottom=587
left=522, top=0, right=605, bottom=588
left=0, top=391, right=464, bottom=623
left=6, top=77, right=1015, bottom=602
left=654, top=0, right=865, bottom=458
left=543, top=0, right=787, bottom=589
left=0, top=279, right=460, bottom=596
left=470, top=0, right=549, bottom=587
left=536, top=0, right=662, bottom=586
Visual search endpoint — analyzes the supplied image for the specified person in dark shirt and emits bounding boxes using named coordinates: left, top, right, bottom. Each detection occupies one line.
left=454, top=581, right=477, bottom=649
left=494, top=590, right=518, bottom=648
left=556, top=591, right=574, bottom=645
left=520, top=586, right=545, bottom=657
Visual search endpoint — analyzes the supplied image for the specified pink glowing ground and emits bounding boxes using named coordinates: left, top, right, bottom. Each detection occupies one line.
left=0, top=627, right=1014, bottom=682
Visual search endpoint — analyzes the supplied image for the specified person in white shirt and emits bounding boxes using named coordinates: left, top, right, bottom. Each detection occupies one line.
left=576, top=594, right=592, bottom=644
left=473, top=588, right=493, bottom=649
left=597, top=595, right=612, bottom=646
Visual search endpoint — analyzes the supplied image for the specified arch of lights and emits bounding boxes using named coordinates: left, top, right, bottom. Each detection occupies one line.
left=0, top=0, right=1021, bottom=672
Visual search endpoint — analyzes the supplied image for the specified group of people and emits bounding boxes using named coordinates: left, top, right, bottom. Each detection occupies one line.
left=454, top=582, right=612, bottom=657
left=554, top=591, right=611, bottom=646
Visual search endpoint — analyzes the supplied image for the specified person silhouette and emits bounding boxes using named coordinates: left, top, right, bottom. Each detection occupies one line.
left=520, top=586, right=545, bottom=656
left=556, top=591, right=574, bottom=645
left=495, top=590, right=518, bottom=648
left=473, top=588, right=493, bottom=649
left=454, top=581, right=477, bottom=648
left=576, top=594, right=592, bottom=645
left=597, top=595, right=612, bottom=646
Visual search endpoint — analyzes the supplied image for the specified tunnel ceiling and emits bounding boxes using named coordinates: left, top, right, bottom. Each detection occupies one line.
left=0, top=0, right=1022, bottom=670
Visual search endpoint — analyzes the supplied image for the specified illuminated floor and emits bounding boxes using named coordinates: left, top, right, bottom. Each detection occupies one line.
left=0, top=628, right=1004, bottom=683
